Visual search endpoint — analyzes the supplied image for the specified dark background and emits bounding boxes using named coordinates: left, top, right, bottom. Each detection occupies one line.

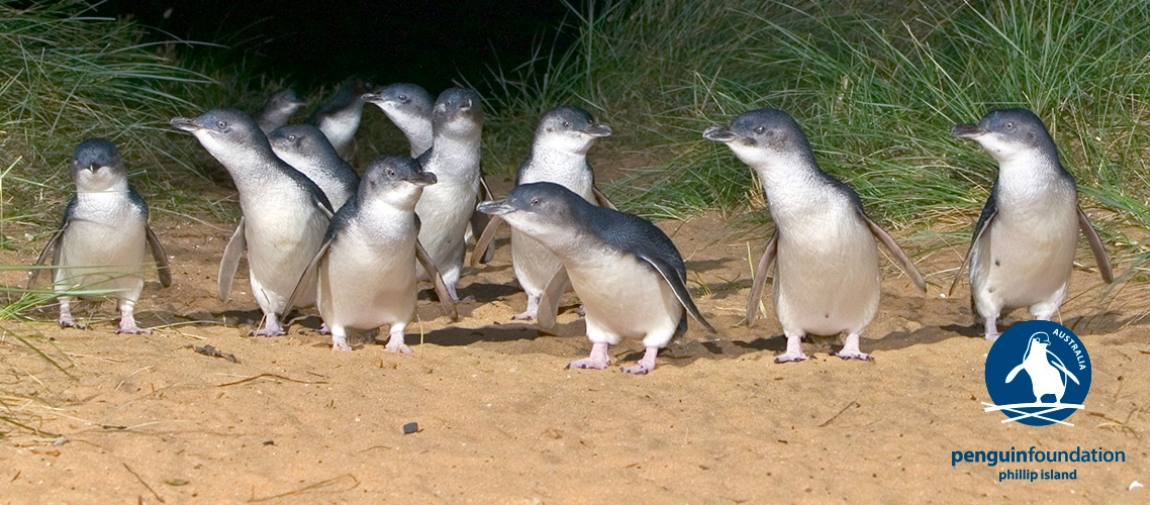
left=96, top=0, right=579, bottom=93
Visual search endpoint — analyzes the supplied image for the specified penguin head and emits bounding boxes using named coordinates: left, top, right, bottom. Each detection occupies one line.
left=432, top=88, right=484, bottom=138
left=359, top=155, right=437, bottom=209
left=952, top=108, right=1058, bottom=164
left=70, top=138, right=127, bottom=191
left=362, top=83, right=433, bottom=118
left=1031, top=332, right=1051, bottom=346
left=267, top=124, right=335, bottom=159
left=535, top=106, right=612, bottom=155
left=704, top=109, right=816, bottom=168
left=171, top=109, right=269, bottom=160
left=265, top=88, right=304, bottom=115
left=477, top=182, right=583, bottom=243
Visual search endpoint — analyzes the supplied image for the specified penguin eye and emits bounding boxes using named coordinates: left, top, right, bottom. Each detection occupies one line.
left=530, top=197, right=541, bottom=206
left=398, top=94, right=408, bottom=101
left=217, top=120, right=227, bottom=129
left=754, top=126, right=766, bottom=134
left=1005, top=122, right=1015, bottom=130
left=287, top=135, right=297, bottom=141
left=562, top=121, right=571, bottom=128
left=387, top=169, right=397, bottom=177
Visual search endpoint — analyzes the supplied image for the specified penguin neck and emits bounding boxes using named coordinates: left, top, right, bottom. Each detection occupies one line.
left=752, top=155, right=836, bottom=211
left=995, top=153, right=1076, bottom=208
left=519, top=144, right=593, bottom=192
left=425, top=133, right=481, bottom=178
left=388, top=111, right=433, bottom=157
left=76, top=177, right=130, bottom=195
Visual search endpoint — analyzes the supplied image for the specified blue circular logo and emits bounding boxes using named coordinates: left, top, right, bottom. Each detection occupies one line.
left=984, top=321, right=1091, bottom=426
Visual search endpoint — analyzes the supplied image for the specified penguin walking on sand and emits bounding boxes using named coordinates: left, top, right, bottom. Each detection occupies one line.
left=949, top=108, right=1112, bottom=341
left=477, top=182, right=715, bottom=374
left=362, top=83, right=435, bottom=158
left=1005, top=332, right=1079, bottom=403
left=171, top=109, right=332, bottom=336
left=415, top=87, right=485, bottom=301
left=29, top=138, right=171, bottom=334
left=704, top=109, right=926, bottom=362
left=306, top=77, right=371, bottom=160
left=254, top=88, right=305, bottom=135
left=282, top=156, right=457, bottom=352
left=471, top=106, right=616, bottom=320
left=268, top=123, right=359, bottom=211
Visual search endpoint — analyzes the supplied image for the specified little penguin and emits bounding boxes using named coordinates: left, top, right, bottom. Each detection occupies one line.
left=171, top=109, right=333, bottom=336
left=282, top=155, right=458, bottom=352
left=477, top=182, right=715, bottom=374
left=268, top=123, right=359, bottom=211
left=704, top=109, right=926, bottom=362
left=362, top=83, right=434, bottom=157
left=29, top=138, right=171, bottom=334
left=470, top=106, right=616, bottom=321
left=254, top=88, right=305, bottom=134
left=950, top=108, right=1112, bottom=341
left=306, top=77, right=371, bottom=160
left=415, top=87, right=485, bottom=301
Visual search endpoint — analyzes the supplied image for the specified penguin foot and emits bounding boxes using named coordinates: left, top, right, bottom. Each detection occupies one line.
left=251, top=327, right=286, bottom=337
left=568, top=342, right=610, bottom=370
left=384, top=342, right=413, bottom=354
left=331, top=341, right=352, bottom=352
left=984, top=333, right=1000, bottom=342
left=58, top=317, right=83, bottom=329
left=774, top=351, right=808, bottom=363
left=567, top=357, right=609, bottom=370
left=837, top=350, right=871, bottom=361
left=116, top=321, right=152, bottom=335
left=251, top=315, right=286, bottom=337
left=621, top=347, right=659, bottom=374
left=511, top=309, right=536, bottom=321
left=318, top=323, right=331, bottom=335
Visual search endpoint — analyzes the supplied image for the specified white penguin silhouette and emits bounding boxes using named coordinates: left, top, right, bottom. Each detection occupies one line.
left=1005, top=332, right=1079, bottom=403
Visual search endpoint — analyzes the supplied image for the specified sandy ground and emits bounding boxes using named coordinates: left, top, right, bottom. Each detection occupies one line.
left=1, top=184, right=1148, bottom=504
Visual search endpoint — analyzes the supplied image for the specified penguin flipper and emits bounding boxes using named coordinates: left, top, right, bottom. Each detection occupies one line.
left=861, top=213, right=927, bottom=292
left=146, top=224, right=172, bottom=288
left=281, top=237, right=332, bottom=324
left=949, top=206, right=996, bottom=297
left=744, top=231, right=777, bottom=327
left=472, top=177, right=496, bottom=263
left=536, top=267, right=570, bottom=332
left=469, top=215, right=503, bottom=267
left=29, top=196, right=80, bottom=289
left=1005, top=363, right=1025, bottom=383
left=637, top=252, right=716, bottom=334
left=416, top=240, right=458, bottom=321
left=1047, top=351, right=1081, bottom=385
left=218, top=218, right=246, bottom=302
left=1077, top=207, right=1113, bottom=283
left=592, top=187, right=617, bottom=210
left=28, top=226, right=67, bottom=289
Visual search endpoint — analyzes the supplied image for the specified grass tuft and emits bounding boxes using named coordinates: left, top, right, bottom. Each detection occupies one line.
left=483, top=0, right=1150, bottom=270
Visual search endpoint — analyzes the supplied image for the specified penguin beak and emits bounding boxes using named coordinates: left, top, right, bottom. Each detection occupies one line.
left=361, top=92, right=383, bottom=104
left=703, top=126, right=737, bottom=143
left=951, top=123, right=985, bottom=139
left=169, top=117, right=200, bottom=132
left=582, top=123, right=612, bottom=137
left=409, top=172, right=437, bottom=187
left=476, top=200, right=516, bottom=216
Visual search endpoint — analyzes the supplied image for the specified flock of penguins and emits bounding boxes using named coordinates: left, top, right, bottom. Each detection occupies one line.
left=29, top=77, right=1116, bottom=374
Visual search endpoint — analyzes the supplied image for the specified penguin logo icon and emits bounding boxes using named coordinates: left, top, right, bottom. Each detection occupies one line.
left=983, top=321, right=1091, bottom=426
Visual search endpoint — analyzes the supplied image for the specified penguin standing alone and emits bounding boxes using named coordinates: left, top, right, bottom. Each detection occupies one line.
left=30, top=138, right=171, bottom=334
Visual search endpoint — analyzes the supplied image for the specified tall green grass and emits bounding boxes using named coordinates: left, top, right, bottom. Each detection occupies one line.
left=484, top=0, right=1150, bottom=271
left=0, top=1, right=223, bottom=317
